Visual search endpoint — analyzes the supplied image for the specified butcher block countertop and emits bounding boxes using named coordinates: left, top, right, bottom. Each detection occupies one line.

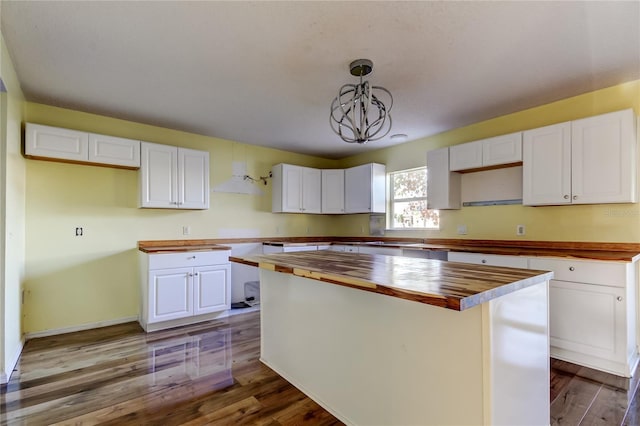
left=139, top=238, right=640, bottom=261
left=263, top=240, right=640, bottom=261
left=230, top=251, right=553, bottom=311
left=138, top=243, right=231, bottom=253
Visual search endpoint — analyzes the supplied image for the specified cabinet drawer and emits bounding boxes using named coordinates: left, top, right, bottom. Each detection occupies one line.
left=529, top=258, right=627, bottom=287
left=148, top=251, right=230, bottom=269
left=448, top=252, right=528, bottom=268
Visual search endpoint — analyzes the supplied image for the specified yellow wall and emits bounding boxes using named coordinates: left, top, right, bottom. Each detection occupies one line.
left=334, top=80, right=640, bottom=241
left=1, top=32, right=26, bottom=379
left=23, top=103, right=340, bottom=334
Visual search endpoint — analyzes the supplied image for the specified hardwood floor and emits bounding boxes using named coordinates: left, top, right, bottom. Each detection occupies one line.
left=551, top=359, right=640, bottom=425
left=3, top=311, right=640, bottom=425
left=1, top=312, right=342, bottom=425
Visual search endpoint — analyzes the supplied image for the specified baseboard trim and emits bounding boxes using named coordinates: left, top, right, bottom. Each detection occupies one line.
left=1, top=338, right=25, bottom=384
left=24, top=316, right=139, bottom=340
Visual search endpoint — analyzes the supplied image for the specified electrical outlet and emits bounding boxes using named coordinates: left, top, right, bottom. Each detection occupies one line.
left=457, top=224, right=467, bottom=235
left=75, top=227, right=83, bottom=236
left=182, top=226, right=191, bottom=235
left=516, top=224, right=526, bottom=236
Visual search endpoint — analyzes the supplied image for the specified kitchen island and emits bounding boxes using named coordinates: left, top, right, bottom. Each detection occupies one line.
left=231, top=251, right=553, bottom=426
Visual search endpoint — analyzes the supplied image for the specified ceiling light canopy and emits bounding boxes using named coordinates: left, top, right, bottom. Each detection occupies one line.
left=330, top=59, right=393, bottom=144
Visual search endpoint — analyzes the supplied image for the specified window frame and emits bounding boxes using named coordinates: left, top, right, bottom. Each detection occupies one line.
left=387, top=166, right=439, bottom=230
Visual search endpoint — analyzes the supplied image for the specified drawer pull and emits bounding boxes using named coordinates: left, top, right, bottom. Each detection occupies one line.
left=617, top=296, right=623, bottom=302
left=481, top=259, right=487, bottom=264
left=188, top=256, right=196, bottom=260
left=569, top=266, right=575, bottom=271
left=563, top=195, right=569, bottom=200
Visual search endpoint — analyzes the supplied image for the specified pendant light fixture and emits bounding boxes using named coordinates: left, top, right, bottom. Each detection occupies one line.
left=330, top=59, right=393, bottom=144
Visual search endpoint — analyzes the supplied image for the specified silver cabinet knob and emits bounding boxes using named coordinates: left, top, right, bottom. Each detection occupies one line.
left=569, top=266, right=575, bottom=271
left=188, top=273, right=194, bottom=277
left=617, top=296, right=623, bottom=301
left=188, top=255, right=196, bottom=260
left=573, top=195, right=578, bottom=200
left=481, top=259, right=487, bottom=264
left=194, top=272, right=199, bottom=276
left=564, top=195, right=569, bottom=199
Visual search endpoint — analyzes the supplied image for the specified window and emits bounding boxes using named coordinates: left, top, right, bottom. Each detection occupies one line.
left=388, top=167, right=439, bottom=229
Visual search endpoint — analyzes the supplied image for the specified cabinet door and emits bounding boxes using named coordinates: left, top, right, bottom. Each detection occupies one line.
left=321, top=169, right=345, bottom=213
left=345, top=163, right=384, bottom=213
left=522, top=122, right=571, bottom=205
left=178, top=148, right=210, bottom=209
left=140, top=142, right=178, bottom=208
left=282, top=165, right=303, bottom=212
left=549, top=280, right=626, bottom=363
left=426, top=148, right=461, bottom=209
left=482, top=132, right=522, bottom=167
left=345, top=164, right=373, bottom=213
left=301, top=167, right=321, bottom=213
left=571, top=109, right=636, bottom=204
left=148, top=267, right=193, bottom=323
left=193, top=265, right=230, bottom=315
left=449, top=140, right=482, bottom=171
left=88, top=134, right=140, bottom=168
left=25, top=123, right=88, bottom=162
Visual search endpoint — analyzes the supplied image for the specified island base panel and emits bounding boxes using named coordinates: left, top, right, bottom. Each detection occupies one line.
left=259, top=270, right=549, bottom=425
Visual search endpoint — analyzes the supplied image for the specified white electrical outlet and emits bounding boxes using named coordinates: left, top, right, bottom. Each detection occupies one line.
left=182, top=226, right=191, bottom=235
left=457, top=224, right=467, bottom=235
left=516, top=224, right=525, bottom=236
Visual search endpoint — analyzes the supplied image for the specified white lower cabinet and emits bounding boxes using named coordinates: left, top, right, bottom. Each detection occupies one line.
left=357, top=245, right=403, bottom=256
left=140, top=250, right=231, bottom=332
left=447, top=252, right=528, bottom=268
left=328, top=245, right=358, bottom=253
left=449, top=251, right=639, bottom=377
left=529, top=257, right=638, bottom=377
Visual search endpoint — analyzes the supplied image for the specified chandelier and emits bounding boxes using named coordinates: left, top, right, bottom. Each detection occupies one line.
left=330, top=59, right=393, bottom=144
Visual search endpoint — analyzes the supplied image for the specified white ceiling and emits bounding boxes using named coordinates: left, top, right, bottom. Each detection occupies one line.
left=1, top=1, right=639, bottom=159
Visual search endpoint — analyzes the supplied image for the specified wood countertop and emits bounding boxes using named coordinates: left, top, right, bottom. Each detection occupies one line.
left=230, top=251, right=553, bottom=311
left=139, top=238, right=640, bottom=261
left=138, top=243, right=231, bottom=253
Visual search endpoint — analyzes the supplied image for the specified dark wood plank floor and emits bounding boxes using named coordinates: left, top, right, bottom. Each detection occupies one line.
left=551, top=359, right=640, bottom=425
left=3, top=310, right=640, bottom=425
left=1, top=312, right=342, bottom=425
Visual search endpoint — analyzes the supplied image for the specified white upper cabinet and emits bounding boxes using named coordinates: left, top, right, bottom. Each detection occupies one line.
left=25, top=123, right=88, bottom=162
left=25, top=123, right=140, bottom=168
left=426, top=147, right=461, bottom=210
left=88, top=133, right=141, bottom=168
left=321, top=169, right=345, bottom=214
left=449, top=140, right=482, bottom=171
left=523, top=122, right=572, bottom=205
left=272, top=164, right=321, bottom=213
left=482, top=133, right=523, bottom=167
left=571, top=109, right=636, bottom=204
left=449, top=132, right=522, bottom=172
left=345, top=163, right=386, bottom=213
left=140, top=142, right=210, bottom=209
left=523, top=109, right=637, bottom=206
left=179, top=147, right=211, bottom=209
